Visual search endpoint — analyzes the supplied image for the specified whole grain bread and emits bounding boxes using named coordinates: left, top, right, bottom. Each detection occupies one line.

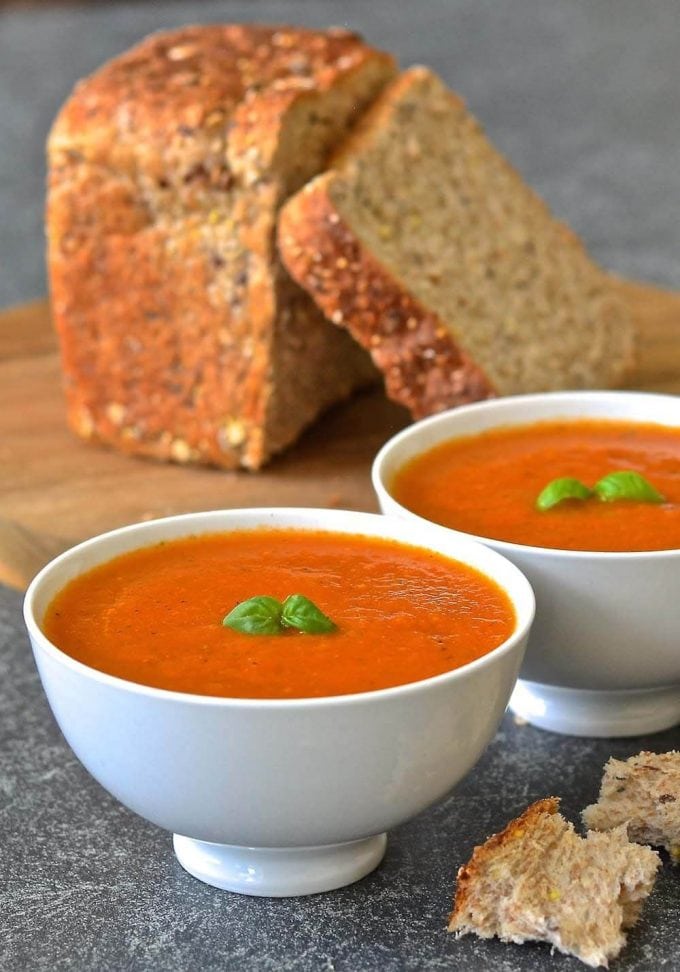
left=448, top=797, right=659, bottom=969
left=583, top=751, right=680, bottom=861
left=47, top=25, right=396, bottom=469
left=278, top=67, right=635, bottom=419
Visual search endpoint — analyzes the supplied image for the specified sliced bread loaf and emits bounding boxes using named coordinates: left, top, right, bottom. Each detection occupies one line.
left=278, top=67, right=635, bottom=419
left=583, top=751, right=680, bottom=860
left=47, top=26, right=396, bottom=469
left=448, top=797, right=659, bottom=968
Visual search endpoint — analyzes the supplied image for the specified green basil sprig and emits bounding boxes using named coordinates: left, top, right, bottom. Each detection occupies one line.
left=222, top=596, right=283, bottom=635
left=593, top=470, right=665, bottom=504
left=223, top=595, right=336, bottom=636
left=280, top=594, right=336, bottom=633
left=536, top=477, right=593, bottom=511
left=536, top=470, right=665, bottom=511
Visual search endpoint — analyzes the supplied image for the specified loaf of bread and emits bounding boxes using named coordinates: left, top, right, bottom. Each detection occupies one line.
left=448, top=797, right=659, bottom=968
left=47, top=26, right=396, bottom=469
left=278, top=67, right=635, bottom=419
left=583, top=751, right=680, bottom=860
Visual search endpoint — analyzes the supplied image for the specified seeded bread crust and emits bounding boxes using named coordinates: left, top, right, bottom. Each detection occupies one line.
left=583, top=751, right=680, bottom=860
left=47, top=25, right=395, bottom=469
left=278, top=67, right=634, bottom=419
left=449, top=797, right=660, bottom=969
left=278, top=179, right=495, bottom=418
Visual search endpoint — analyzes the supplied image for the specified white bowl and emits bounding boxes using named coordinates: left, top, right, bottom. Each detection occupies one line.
left=23, top=508, right=533, bottom=897
left=373, top=391, right=680, bottom=738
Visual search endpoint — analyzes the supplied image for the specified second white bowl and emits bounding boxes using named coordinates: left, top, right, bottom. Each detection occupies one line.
left=373, top=392, right=680, bottom=738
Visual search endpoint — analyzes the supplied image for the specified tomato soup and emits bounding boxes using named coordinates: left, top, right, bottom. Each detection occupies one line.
left=42, top=529, right=515, bottom=699
left=391, top=418, right=680, bottom=552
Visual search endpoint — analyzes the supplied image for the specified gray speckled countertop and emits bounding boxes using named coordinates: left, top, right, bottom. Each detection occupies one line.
left=2, top=582, right=679, bottom=971
left=0, top=0, right=679, bottom=307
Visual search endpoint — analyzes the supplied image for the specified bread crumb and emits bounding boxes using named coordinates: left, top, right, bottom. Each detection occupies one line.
left=218, top=418, right=247, bottom=449
left=583, top=751, right=680, bottom=857
left=170, top=438, right=193, bottom=462
left=106, top=402, right=126, bottom=426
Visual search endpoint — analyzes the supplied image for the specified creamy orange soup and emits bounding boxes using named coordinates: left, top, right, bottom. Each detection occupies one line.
left=42, top=529, right=516, bottom=698
left=391, top=418, right=680, bottom=552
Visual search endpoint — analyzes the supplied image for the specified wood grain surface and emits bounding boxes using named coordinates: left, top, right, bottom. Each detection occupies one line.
left=2, top=280, right=679, bottom=589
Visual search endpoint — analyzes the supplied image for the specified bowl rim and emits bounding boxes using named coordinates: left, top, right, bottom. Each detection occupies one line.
left=23, top=507, right=535, bottom=710
left=372, top=389, right=680, bottom=561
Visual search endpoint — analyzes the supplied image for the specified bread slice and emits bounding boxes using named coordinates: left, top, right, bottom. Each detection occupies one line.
left=47, top=26, right=396, bottom=469
left=583, top=751, right=680, bottom=860
left=448, top=797, right=659, bottom=969
left=278, top=67, right=634, bottom=419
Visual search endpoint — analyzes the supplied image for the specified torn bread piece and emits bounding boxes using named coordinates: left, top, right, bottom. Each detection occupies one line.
left=278, top=67, right=634, bottom=420
left=583, top=751, right=680, bottom=861
left=448, top=797, right=659, bottom=969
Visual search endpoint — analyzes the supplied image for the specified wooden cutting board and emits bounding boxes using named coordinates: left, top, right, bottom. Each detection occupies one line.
left=2, top=280, right=679, bottom=590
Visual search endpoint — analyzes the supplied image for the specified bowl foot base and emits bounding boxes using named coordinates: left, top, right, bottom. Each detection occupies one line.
left=509, top=680, right=680, bottom=737
left=173, top=832, right=387, bottom=897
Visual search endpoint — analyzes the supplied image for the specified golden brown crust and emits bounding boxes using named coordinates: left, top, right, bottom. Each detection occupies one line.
left=47, top=26, right=395, bottom=469
left=449, top=798, right=560, bottom=930
left=278, top=173, right=497, bottom=419
left=49, top=25, right=390, bottom=165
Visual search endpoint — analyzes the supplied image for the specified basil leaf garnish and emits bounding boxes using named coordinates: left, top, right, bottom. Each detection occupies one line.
left=594, top=470, right=665, bottom=504
left=281, top=594, right=337, bottom=634
left=222, top=595, right=336, bottom=636
left=223, top=596, right=283, bottom=635
left=536, top=477, right=593, bottom=511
